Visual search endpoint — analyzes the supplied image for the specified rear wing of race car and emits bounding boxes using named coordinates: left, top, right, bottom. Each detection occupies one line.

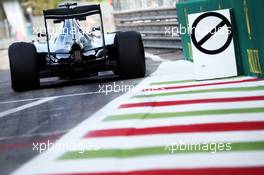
left=42, top=4, right=106, bottom=59
left=43, top=5, right=101, bottom=19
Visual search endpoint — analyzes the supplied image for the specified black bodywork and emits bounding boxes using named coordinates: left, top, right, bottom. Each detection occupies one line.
left=38, top=3, right=118, bottom=78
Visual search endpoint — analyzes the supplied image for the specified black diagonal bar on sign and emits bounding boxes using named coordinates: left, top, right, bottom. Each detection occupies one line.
left=197, top=20, right=226, bottom=46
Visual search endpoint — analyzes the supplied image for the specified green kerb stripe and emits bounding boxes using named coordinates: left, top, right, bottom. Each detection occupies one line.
left=104, top=107, right=264, bottom=121
left=150, top=79, right=194, bottom=86
left=133, top=86, right=264, bottom=98
left=57, top=141, right=264, bottom=160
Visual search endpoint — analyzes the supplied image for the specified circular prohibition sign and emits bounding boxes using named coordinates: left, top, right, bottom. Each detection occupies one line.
left=191, top=12, right=233, bottom=55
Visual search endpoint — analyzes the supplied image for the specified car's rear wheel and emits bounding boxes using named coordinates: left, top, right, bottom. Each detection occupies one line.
left=8, top=42, right=40, bottom=91
left=115, top=31, right=146, bottom=78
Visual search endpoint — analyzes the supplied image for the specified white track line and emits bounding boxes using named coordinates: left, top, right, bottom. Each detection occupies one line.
left=0, top=130, right=67, bottom=141
left=0, top=97, right=57, bottom=119
left=0, top=91, right=102, bottom=105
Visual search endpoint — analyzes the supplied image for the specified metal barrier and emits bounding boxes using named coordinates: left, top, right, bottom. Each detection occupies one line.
left=113, top=7, right=182, bottom=50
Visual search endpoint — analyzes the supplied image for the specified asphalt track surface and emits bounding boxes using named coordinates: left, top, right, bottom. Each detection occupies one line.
left=0, top=50, right=178, bottom=175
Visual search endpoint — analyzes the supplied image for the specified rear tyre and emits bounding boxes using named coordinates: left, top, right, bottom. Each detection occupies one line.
left=115, top=31, right=146, bottom=78
left=8, top=42, right=40, bottom=91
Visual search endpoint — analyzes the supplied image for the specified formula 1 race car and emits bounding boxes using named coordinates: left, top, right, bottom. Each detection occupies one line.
left=8, top=3, right=145, bottom=91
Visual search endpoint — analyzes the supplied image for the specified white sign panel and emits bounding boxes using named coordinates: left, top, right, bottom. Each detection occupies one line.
left=188, top=9, right=238, bottom=80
